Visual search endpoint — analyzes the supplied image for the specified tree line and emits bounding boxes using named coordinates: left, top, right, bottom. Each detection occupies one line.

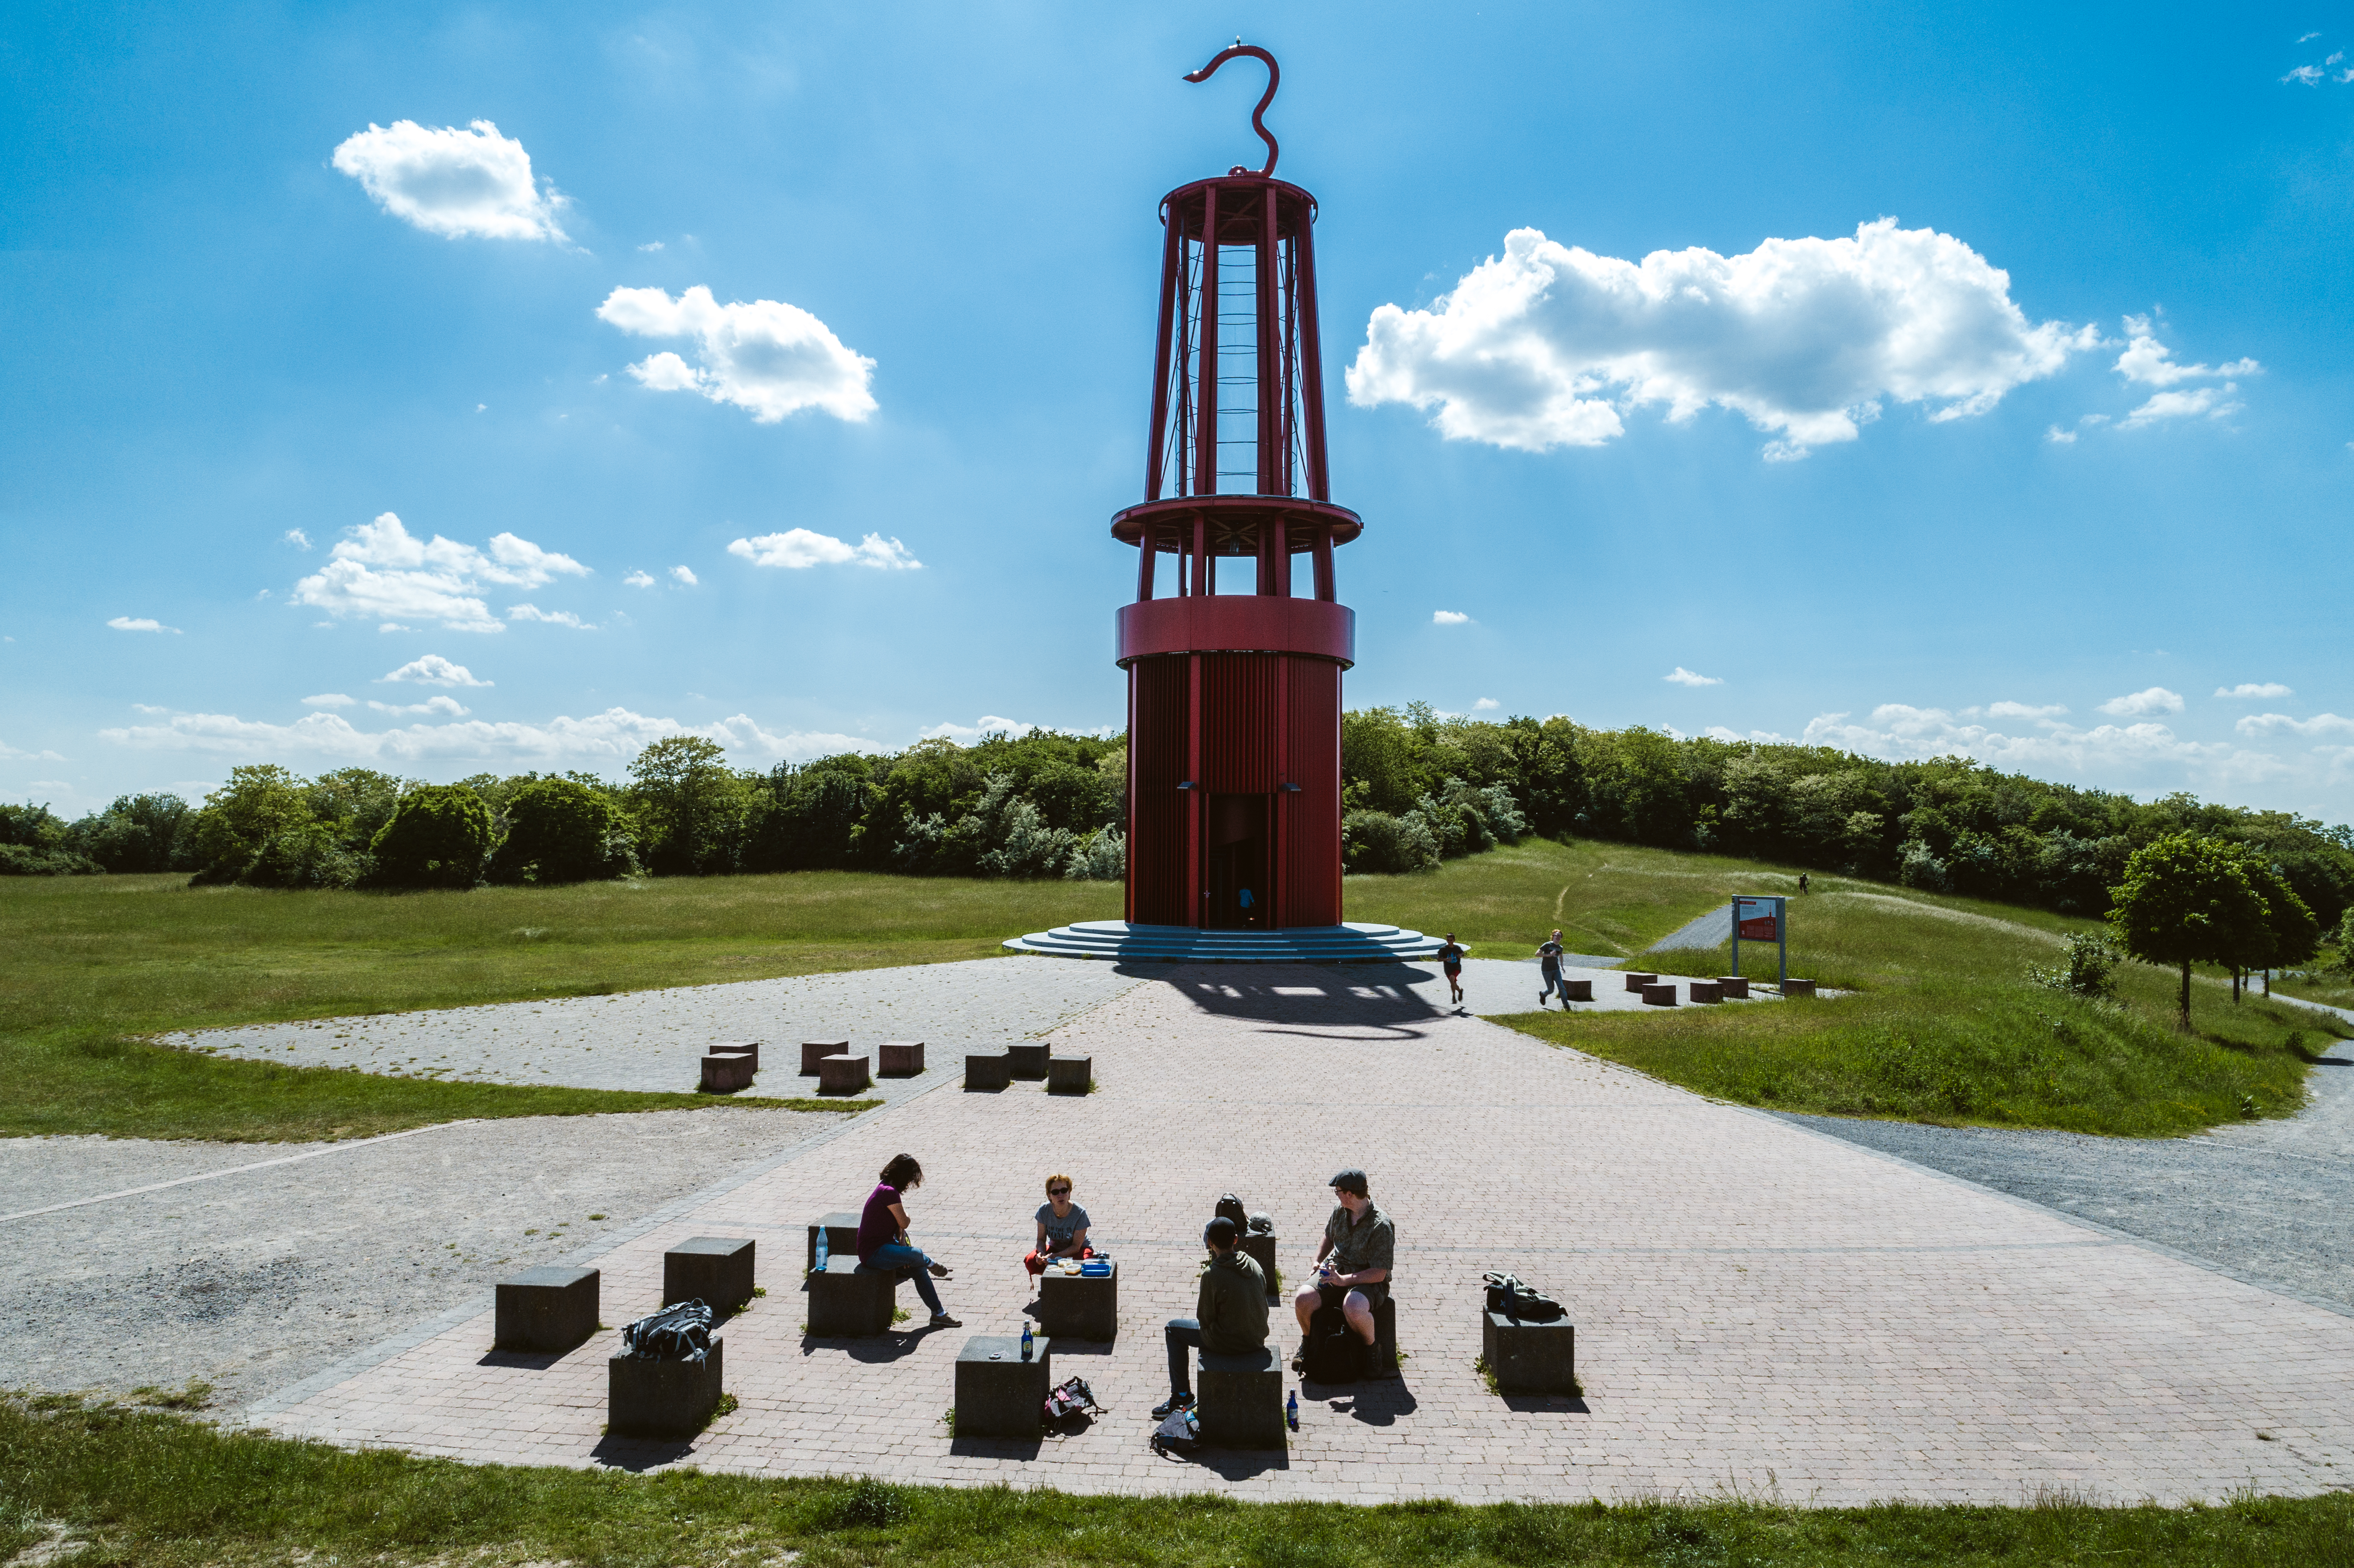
left=3, top=706, right=2351, bottom=948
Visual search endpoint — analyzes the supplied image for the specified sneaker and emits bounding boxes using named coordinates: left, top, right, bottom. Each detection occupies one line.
left=1151, top=1391, right=1195, bottom=1419
left=927, top=1312, right=961, bottom=1328
left=929, top=1262, right=951, bottom=1278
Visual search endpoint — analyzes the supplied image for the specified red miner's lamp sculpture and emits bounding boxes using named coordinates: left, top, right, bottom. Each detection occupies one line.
left=1005, top=47, right=1433, bottom=964
left=1119, top=43, right=1355, bottom=931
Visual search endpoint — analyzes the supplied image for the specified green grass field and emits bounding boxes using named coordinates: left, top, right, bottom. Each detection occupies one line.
left=3, top=1393, right=2347, bottom=1568
left=1, top=841, right=2341, bottom=1142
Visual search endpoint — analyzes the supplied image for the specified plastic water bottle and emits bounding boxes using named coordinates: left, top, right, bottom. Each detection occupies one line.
left=1286, top=1391, right=1298, bottom=1432
left=1020, top=1324, right=1034, bottom=1361
left=813, top=1228, right=829, bottom=1273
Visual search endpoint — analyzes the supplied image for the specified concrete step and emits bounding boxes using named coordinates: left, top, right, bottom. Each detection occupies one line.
left=1002, top=921, right=1442, bottom=964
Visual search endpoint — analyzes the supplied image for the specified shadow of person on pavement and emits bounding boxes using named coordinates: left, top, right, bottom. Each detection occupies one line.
left=1315, top=1375, right=1418, bottom=1426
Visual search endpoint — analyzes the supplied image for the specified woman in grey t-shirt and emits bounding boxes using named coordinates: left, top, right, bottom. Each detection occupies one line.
left=1025, top=1172, right=1091, bottom=1286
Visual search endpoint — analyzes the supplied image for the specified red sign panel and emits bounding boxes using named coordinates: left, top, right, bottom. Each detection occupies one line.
left=1734, top=898, right=1778, bottom=941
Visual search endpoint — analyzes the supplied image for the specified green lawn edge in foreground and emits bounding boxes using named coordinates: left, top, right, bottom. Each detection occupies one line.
left=3, top=1397, right=2347, bottom=1568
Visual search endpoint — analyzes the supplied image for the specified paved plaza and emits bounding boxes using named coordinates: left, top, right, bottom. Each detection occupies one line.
left=241, top=957, right=2354, bottom=1506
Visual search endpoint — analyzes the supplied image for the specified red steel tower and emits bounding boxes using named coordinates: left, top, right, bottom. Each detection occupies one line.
left=1116, top=45, right=1360, bottom=931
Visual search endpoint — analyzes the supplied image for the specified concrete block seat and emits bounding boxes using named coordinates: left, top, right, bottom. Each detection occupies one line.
left=709, top=1040, right=759, bottom=1071
left=1640, top=983, right=1678, bottom=1007
left=1560, top=978, right=1594, bottom=1002
left=609, top=1337, right=723, bottom=1438
left=800, top=1039, right=848, bottom=1076
left=699, top=1053, right=754, bottom=1093
left=1716, top=976, right=1751, bottom=999
left=495, top=1265, right=598, bottom=1352
left=664, top=1236, right=755, bottom=1316
left=1035, top=1258, right=1117, bottom=1342
left=805, top=1254, right=901, bottom=1336
left=878, top=1040, right=925, bottom=1077
left=1781, top=979, right=1819, bottom=998
left=965, top=1052, right=1011, bottom=1092
left=1483, top=1309, right=1576, bottom=1394
left=1622, top=972, right=1658, bottom=992
left=1305, top=1295, right=1399, bottom=1384
left=1046, top=1054, right=1092, bottom=1095
left=1196, top=1345, right=1285, bottom=1449
left=806, top=1212, right=860, bottom=1274
left=1688, top=980, right=1723, bottom=1004
left=955, top=1334, right=1052, bottom=1439
left=1007, top=1043, right=1050, bottom=1081
left=819, top=1054, right=871, bottom=1095
left=1237, top=1232, right=1279, bottom=1298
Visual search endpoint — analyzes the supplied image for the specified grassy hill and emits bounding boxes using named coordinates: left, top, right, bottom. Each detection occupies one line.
left=0, top=841, right=2338, bottom=1141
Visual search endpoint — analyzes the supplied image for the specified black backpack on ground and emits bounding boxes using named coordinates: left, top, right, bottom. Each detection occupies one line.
left=1481, top=1272, right=1566, bottom=1323
left=1214, top=1193, right=1249, bottom=1233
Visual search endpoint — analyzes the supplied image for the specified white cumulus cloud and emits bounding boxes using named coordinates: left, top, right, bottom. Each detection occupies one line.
left=108, top=617, right=181, bottom=634
left=1347, top=217, right=2095, bottom=460
left=368, top=695, right=470, bottom=717
left=1665, top=667, right=1722, bottom=687
left=1980, top=700, right=2069, bottom=721
left=0, top=738, right=67, bottom=762
left=2236, top=712, right=2354, bottom=738
left=382, top=654, right=490, bottom=688
left=670, top=565, right=698, bottom=586
left=2286, top=63, right=2325, bottom=84
left=1473, top=697, right=1500, bottom=711
left=597, top=285, right=877, bottom=423
left=292, top=513, right=589, bottom=634
left=301, top=693, right=355, bottom=708
left=507, top=604, right=595, bottom=630
left=330, top=119, right=569, bottom=242
left=1431, top=610, right=1472, bottom=626
left=283, top=528, right=311, bottom=549
left=2098, top=686, right=2186, bottom=717
left=727, top=529, right=920, bottom=571
left=2121, top=385, right=2242, bottom=427
left=623, top=570, right=657, bottom=588
left=97, top=707, right=874, bottom=770
left=2113, top=316, right=2259, bottom=386
left=2218, top=682, right=2293, bottom=699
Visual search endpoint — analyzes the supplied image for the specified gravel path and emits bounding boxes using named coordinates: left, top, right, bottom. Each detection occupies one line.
left=162, top=955, right=1143, bottom=1097
left=0, top=1107, right=853, bottom=1412
left=1778, top=995, right=2354, bottom=1315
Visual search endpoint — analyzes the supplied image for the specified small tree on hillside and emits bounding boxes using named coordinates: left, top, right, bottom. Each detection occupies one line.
left=2222, top=852, right=2320, bottom=1000
left=2108, top=832, right=2269, bottom=1029
left=370, top=784, right=495, bottom=889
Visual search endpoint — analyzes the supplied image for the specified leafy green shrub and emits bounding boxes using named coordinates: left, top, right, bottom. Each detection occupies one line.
left=68, top=793, right=192, bottom=872
left=242, top=823, right=365, bottom=890
left=1066, top=827, right=1125, bottom=881
left=2028, top=931, right=2121, bottom=1000
left=490, top=779, right=633, bottom=884
left=369, top=785, right=495, bottom=889
left=189, top=766, right=315, bottom=884
left=0, top=804, right=100, bottom=874
left=1344, top=808, right=1439, bottom=874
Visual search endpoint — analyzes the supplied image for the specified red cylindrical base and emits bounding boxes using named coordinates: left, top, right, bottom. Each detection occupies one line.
left=1126, top=649, right=1341, bottom=929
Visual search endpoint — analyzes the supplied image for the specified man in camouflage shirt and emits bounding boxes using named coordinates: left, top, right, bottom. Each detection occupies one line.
left=1292, top=1167, right=1392, bottom=1359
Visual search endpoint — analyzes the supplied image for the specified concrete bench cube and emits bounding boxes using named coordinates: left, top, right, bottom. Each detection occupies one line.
left=1196, top=1345, right=1284, bottom=1449
left=710, top=1040, right=759, bottom=1071
left=954, top=1334, right=1052, bottom=1439
left=699, top=1053, right=755, bottom=1093
left=664, top=1236, right=755, bottom=1315
left=1781, top=978, right=1818, bottom=998
left=1046, top=1055, right=1092, bottom=1095
left=1483, top=1309, right=1577, bottom=1394
left=1238, top=1232, right=1279, bottom=1298
left=819, top=1054, right=871, bottom=1095
left=1007, top=1042, right=1050, bottom=1081
left=1035, top=1259, right=1117, bottom=1342
left=1370, top=1293, right=1399, bottom=1374
left=965, top=1052, right=1011, bottom=1091
left=800, top=1039, right=848, bottom=1076
left=1640, top=983, right=1678, bottom=1006
left=495, top=1265, right=599, bottom=1352
left=609, top=1337, right=723, bottom=1438
left=1622, top=972, right=1658, bottom=992
left=805, top=1254, right=900, bottom=1336
left=1688, top=981, right=1724, bottom=1004
left=878, top=1040, right=925, bottom=1077
left=1561, top=978, right=1593, bottom=1002
left=806, top=1212, right=861, bottom=1274
left=1715, top=976, right=1751, bottom=999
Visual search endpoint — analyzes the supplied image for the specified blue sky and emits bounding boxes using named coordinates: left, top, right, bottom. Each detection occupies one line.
left=5, top=2, right=2352, bottom=822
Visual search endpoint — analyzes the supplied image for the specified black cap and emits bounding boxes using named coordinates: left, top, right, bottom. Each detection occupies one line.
left=1204, top=1216, right=1239, bottom=1247
left=1329, top=1168, right=1369, bottom=1196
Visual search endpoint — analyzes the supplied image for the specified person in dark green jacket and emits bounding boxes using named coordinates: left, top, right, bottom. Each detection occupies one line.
left=1153, top=1216, right=1269, bottom=1418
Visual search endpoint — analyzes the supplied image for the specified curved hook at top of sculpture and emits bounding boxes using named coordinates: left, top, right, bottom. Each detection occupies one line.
left=1183, top=41, right=1279, bottom=178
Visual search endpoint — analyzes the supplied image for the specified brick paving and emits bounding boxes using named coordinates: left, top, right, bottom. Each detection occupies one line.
left=253, top=961, right=2354, bottom=1504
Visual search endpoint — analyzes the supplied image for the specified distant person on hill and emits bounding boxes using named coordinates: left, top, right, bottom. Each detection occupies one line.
left=1538, top=928, right=1568, bottom=1007
left=1436, top=933, right=1466, bottom=1005
left=1025, top=1172, right=1091, bottom=1286
left=857, top=1152, right=960, bottom=1329
left=1799, top=874, right=1810, bottom=894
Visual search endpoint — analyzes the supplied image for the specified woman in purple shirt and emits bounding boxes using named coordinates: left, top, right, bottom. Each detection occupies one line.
left=857, top=1152, right=959, bottom=1328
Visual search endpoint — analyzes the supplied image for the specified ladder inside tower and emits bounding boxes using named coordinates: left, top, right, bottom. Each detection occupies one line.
left=1160, top=235, right=1308, bottom=510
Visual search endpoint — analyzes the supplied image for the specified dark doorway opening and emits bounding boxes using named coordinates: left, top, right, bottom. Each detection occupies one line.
left=1207, top=793, right=1271, bottom=928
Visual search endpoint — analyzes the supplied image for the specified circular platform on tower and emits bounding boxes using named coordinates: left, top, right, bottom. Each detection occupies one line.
left=1002, top=920, right=1441, bottom=964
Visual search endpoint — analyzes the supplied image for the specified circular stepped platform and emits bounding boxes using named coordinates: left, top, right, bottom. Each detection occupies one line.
left=1003, top=920, right=1442, bottom=964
